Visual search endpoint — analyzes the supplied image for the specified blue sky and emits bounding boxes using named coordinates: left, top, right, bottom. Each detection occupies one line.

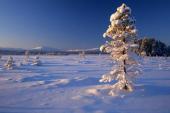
left=0, top=0, right=170, bottom=49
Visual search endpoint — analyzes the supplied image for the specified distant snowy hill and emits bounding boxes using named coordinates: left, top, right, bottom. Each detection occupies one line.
left=67, top=48, right=100, bottom=54
left=85, top=48, right=100, bottom=52
left=67, top=48, right=99, bottom=52
left=31, top=46, right=61, bottom=52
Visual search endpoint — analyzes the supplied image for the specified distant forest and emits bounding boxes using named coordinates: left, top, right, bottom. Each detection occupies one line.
left=136, top=38, right=170, bottom=56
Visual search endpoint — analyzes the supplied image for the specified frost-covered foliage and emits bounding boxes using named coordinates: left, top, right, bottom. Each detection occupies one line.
left=4, top=56, right=15, bottom=69
left=100, top=3, right=140, bottom=96
left=31, top=56, right=41, bottom=66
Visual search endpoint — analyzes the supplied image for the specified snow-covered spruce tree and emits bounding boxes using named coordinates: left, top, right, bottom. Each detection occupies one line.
left=23, top=50, right=30, bottom=64
left=32, top=56, right=41, bottom=66
left=79, top=51, right=86, bottom=59
left=100, top=3, right=140, bottom=96
left=4, top=56, right=15, bottom=69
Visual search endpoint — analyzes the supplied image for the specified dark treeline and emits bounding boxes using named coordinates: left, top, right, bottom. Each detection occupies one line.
left=136, top=38, right=170, bottom=56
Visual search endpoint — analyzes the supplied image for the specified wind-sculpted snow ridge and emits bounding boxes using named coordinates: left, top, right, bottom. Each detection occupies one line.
left=0, top=55, right=170, bottom=113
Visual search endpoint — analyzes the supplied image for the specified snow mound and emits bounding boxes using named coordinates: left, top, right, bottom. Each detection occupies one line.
left=85, top=88, right=100, bottom=96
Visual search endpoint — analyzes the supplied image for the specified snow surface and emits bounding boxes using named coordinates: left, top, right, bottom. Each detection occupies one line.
left=0, top=55, right=170, bottom=113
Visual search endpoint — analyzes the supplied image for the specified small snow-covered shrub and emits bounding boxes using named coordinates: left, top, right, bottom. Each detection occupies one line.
left=31, top=56, right=42, bottom=66
left=79, top=51, right=86, bottom=59
left=4, top=56, right=15, bottom=69
left=23, top=50, right=30, bottom=64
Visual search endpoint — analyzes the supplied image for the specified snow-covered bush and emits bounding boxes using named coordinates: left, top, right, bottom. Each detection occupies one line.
left=4, top=56, right=15, bottom=69
left=100, top=3, right=140, bottom=96
left=31, top=56, right=42, bottom=66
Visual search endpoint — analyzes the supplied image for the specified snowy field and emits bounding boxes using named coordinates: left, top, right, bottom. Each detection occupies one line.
left=0, top=55, right=170, bottom=113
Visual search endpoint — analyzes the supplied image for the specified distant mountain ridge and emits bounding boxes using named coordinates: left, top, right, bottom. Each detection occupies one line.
left=0, top=46, right=101, bottom=55
left=31, top=46, right=61, bottom=52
